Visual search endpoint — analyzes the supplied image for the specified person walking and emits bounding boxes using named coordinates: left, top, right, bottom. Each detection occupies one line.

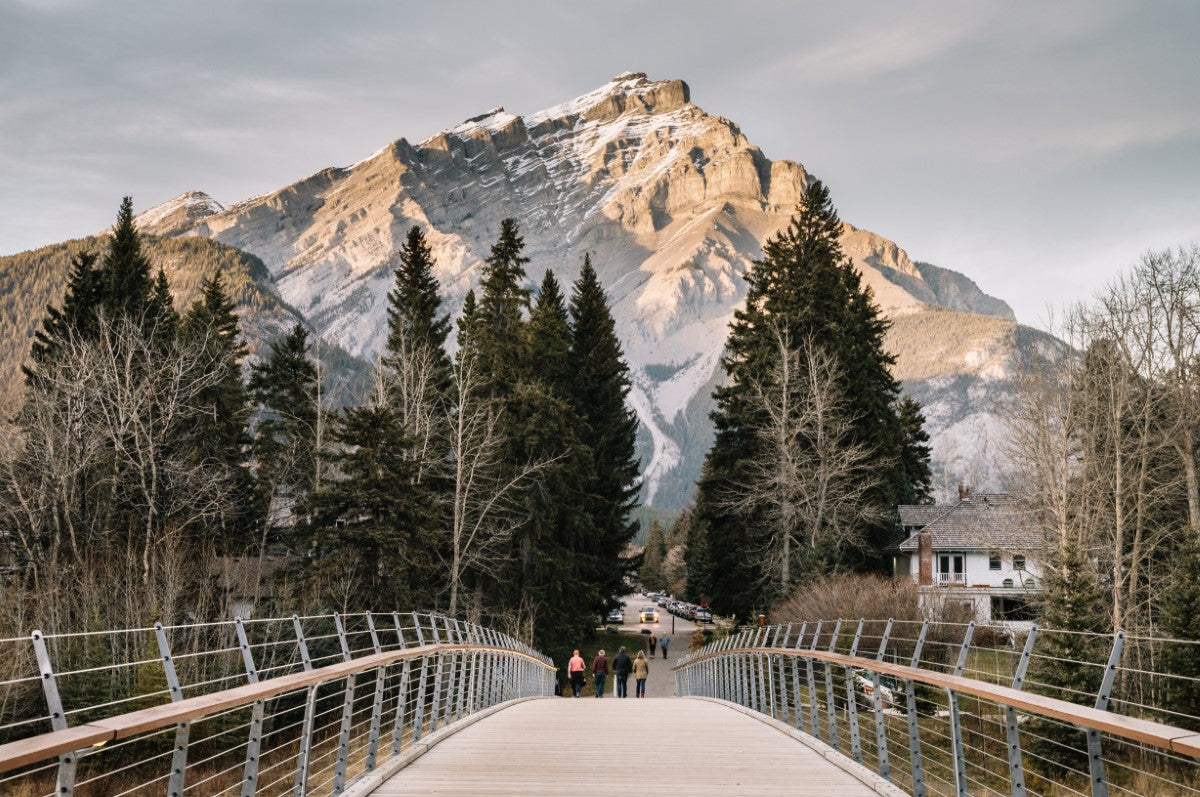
left=649, top=635, right=657, bottom=656
left=633, top=650, right=650, bottom=698
left=659, top=634, right=670, bottom=660
left=613, top=646, right=633, bottom=698
left=592, top=649, right=609, bottom=698
left=568, top=649, right=586, bottom=698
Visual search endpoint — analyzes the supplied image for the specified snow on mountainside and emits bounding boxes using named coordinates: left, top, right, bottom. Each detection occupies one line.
left=135, top=72, right=1028, bottom=508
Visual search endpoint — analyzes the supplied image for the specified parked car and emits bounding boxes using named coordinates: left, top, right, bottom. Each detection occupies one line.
left=854, top=671, right=898, bottom=708
left=694, top=608, right=712, bottom=623
left=605, top=607, right=624, bottom=624
left=639, top=606, right=660, bottom=623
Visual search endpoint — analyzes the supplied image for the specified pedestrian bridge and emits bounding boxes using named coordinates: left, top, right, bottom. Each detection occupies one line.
left=0, top=613, right=1197, bottom=796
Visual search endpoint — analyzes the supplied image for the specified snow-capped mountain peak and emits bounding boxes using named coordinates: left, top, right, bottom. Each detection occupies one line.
left=136, top=73, right=1028, bottom=506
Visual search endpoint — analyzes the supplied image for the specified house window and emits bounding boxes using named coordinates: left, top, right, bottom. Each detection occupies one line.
left=1013, top=555, right=1027, bottom=570
left=937, top=553, right=965, bottom=585
left=989, top=553, right=1002, bottom=570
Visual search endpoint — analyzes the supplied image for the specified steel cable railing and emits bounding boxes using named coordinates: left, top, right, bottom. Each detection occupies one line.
left=0, top=612, right=556, bottom=796
left=674, top=620, right=1200, bottom=797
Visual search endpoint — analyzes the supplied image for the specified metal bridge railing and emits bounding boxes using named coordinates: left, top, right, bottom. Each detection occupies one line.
left=673, top=620, right=1200, bottom=797
left=0, top=612, right=556, bottom=796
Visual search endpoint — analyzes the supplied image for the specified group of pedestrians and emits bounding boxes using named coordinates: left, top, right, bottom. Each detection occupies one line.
left=566, top=634, right=671, bottom=699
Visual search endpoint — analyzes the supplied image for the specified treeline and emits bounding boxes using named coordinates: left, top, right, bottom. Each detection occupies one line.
left=682, top=181, right=934, bottom=618
left=0, top=199, right=640, bottom=659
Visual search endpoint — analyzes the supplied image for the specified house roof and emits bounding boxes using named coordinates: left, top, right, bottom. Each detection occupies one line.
left=898, top=504, right=950, bottom=529
left=897, top=494, right=1049, bottom=553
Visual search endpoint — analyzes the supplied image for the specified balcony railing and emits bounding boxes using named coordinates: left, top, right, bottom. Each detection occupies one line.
left=936, top=571, right=966, bottom=585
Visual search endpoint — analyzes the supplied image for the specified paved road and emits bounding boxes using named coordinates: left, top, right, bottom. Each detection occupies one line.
left=608, top=594, right=705, bottom=697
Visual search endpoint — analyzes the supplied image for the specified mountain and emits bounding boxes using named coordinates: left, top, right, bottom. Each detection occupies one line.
left=7, top=72, right=1047, bottom=506
left=0, top=235, right=370, bottom=408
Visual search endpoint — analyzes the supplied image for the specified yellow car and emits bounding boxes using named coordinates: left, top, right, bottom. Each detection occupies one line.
left=639, top=606, right=660, bottom=624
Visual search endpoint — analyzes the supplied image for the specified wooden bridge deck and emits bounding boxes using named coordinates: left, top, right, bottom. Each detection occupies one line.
left=367, top=697, right=895, bottom=796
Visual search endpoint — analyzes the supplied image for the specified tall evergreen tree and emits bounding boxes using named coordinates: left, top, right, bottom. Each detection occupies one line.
left=529, top=270, right=571, bottom=394
left=182, top=271, right=256, bottom=549
left=250, top=324, right=321, bottom=537
left=897, top=396, right=934, bottom=504
left=567, top=254, right=641, bottom=609
left=148, top=267, right=178, bottom=340
left=309, top=404, right=434, bottom=610
left=26, top=250, right=101, bottom=383
left=640, top=519, right=667, bottom=591
left=99, top=197, right=154, bottom=325
left=474, top=219, right=531, bottom=396
left=385, top=226, right=452, bottom=390
left=695, top=180, right=930, bottom=617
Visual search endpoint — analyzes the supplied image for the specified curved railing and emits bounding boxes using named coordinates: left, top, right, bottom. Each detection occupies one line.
left=674, top=620, right=1200, bottom=797
left=0, top=612, right=556, bottom=796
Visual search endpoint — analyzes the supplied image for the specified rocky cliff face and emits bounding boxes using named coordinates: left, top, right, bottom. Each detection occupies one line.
left=135, top=72, right=1033, bottom=507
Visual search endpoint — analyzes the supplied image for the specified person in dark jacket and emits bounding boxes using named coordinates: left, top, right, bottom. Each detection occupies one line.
left=649, top=635, right=657, bottom=656
left=592, top=649, right=609, bottom=697
left=612, top=646, right=633, bottom=698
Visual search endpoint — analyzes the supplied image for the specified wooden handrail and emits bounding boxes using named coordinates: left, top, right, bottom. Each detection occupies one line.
left=0, top=642, right=554, bottom=776
left=674, top=646, right=1200, bottom=759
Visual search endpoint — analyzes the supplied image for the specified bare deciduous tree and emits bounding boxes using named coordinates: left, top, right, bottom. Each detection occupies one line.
left=718, top=324, right=884, bottom=598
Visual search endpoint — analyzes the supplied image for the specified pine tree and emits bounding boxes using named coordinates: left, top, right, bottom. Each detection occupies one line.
left=1159, top=543, right=1200, bottom=731
left=250, top=323, right=320, bottom=536
left=529, top=270, right=571, bottom=394
left=474, top=219, right=531, bottom=396
left=567, top=254, right=641, bottom=614
left=182, top=271, right=256, bottom=549
left=695, top=180, right=929, bottom=618
left=640, top=519, right=667, bottom=591
left=99, top=197, right=154, bottom=325
left=385, top=226, right=452, bottom=392
left=309, top=404, right=433, bottom=609
left=26, top=250, right=101, bottom=383
left=1026, top=541, right=1108, bottom=776
left=897, top=396, right=933, bottom=504
left=148, top=267, right=178, bottom=340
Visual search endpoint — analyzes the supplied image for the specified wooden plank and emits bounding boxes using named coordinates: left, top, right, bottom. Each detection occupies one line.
left=370, top=699, right=884, bottom=796
left=0, top=725, right=112, bottom=774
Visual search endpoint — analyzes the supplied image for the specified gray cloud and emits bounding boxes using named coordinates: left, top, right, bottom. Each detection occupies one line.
left=0, top=0, right=1196, bottom=326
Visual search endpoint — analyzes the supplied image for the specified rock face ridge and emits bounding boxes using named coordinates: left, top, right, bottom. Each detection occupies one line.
left=136, top=72, right=1032, bottom=507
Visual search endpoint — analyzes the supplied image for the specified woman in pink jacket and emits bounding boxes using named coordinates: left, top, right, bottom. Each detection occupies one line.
left=568, top=649, right=586, bottom=697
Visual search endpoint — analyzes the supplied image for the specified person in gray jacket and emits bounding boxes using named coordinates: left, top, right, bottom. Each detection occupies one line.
left=659, top=634, right=670, bottom=659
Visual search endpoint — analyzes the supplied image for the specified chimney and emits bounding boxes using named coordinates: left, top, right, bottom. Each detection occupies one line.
left=958, top=483, right=971, bottom=501
left=918, top=530, right=933, bottom=587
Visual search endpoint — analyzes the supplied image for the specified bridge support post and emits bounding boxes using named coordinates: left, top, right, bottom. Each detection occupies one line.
left=411, top=613, right=429, bottom=743
left=1006, top=625, right=1036, bottom=797
left=430, top=617, right=444, bottom=731
left=235, top=618, right=266, bottom=797
left=807, top=621, right=822, bottom=741
left=947, top=621, right=975, bottom=797
left=331, top=613, right=356, bottom=795
left=441, top=617, right=456, bottom=727
left=389, top=614, right=411, bottom=757
left=872, top=618, right=894, bottom=781
left=364, top=613, right=386, bottom=773
left=1086, top=631, right=1125, bottom=797
left=154, top=623, right=190, bottom=797
left=31, top=631, right=76, bottom=797
left=792, top=622, right=807, bottom=729
left=765, top=627, right=777, bottom=718
left=293, top=616, right=316, bottom=797
left=824, top=620, right=842, bottom=753
left=844, top=619, right=865, bottom=764
left=905, top=620, right=929, bottom=797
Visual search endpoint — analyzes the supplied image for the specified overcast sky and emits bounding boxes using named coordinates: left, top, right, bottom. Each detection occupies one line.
left=1, top=0, right=1197, bottom=326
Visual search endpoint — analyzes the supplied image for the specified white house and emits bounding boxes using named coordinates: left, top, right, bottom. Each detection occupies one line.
left=892, top=490, right=1047, bottom=629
